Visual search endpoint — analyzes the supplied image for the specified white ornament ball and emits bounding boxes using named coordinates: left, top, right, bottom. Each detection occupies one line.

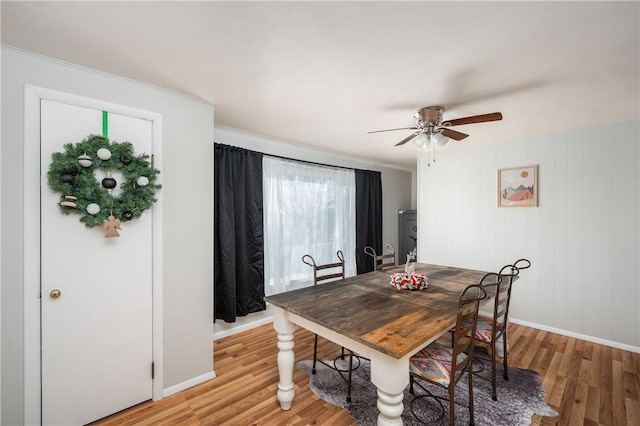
left=97, top=148, right=112, bottom=160
left=86, top=203, right=101, bottom=215
left=77, top=154, right=93, bottom=168
left=136, top=176, right=149, bottom=187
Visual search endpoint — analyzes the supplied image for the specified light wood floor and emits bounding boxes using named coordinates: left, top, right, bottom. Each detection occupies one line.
left=92, top=322, right=640, bottom=425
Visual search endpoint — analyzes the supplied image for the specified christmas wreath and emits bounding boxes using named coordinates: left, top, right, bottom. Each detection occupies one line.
left=47, top=134, right=161, bottom=236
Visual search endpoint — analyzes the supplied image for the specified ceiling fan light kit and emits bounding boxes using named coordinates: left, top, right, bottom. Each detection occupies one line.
left=412, top=131, right=450, bottom=150
left=411, top=130, right=450, bottom=166
left=368, top=105, right=503, bottom=165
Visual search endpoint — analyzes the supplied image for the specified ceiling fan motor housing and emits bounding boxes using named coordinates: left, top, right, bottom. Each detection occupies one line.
left=415, top=106, right=444, bottom=128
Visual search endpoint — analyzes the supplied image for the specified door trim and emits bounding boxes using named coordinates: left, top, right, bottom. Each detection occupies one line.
left=24, top=85, right=164, bottom=425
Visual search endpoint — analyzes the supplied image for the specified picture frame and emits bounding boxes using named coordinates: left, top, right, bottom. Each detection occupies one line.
left=498, top=165, right=537, bottom=207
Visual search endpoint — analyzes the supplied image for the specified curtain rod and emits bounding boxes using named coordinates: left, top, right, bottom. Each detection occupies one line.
left=214, top=142, right=380, bottom=175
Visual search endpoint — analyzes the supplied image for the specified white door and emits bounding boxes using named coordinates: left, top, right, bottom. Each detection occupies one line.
left=40, top=100, right=154, bottom=425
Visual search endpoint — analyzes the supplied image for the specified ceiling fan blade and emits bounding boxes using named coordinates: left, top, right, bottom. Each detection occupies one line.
left=368, top=126, right=417, bottom=134
left=440, top=128, right=469, bottom=141
left=395, top=131, right=421, bottom=146
left=445, top=112, right=503, bottom=127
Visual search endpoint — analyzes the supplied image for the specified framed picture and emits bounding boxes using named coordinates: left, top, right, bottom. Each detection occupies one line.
left=498, top=165, right=537, bottom=207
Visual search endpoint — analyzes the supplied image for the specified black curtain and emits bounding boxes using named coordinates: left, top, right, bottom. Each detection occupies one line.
left=355, top=170, right=382, bottom=274
left=214, top=143, right=266, bottom=322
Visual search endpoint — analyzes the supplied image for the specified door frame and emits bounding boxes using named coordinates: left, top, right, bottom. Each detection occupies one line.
left=23, top=85, right=164, bottom=425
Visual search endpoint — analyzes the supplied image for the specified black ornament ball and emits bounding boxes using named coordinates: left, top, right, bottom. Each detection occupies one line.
left=119, top=154, right=132, bottom=165
left=102, top=176, right=117, bottom=190
left=60, top=173, right=75, bottom=184
left=122, top=210, right=134, bottom=221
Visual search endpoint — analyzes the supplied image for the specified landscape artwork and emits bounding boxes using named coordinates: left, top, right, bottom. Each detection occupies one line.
left=498, top=165, right=537, bottom=207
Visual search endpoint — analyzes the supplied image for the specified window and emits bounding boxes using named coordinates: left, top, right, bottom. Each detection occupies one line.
left=263, top=157, right=356, bottom=295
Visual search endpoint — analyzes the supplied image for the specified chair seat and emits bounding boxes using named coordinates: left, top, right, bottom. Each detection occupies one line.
left=474, top=317, right=494, bottom=343
left=448, top=316, right=494, bottom=343
left=409, top=342, right=467, bottom=388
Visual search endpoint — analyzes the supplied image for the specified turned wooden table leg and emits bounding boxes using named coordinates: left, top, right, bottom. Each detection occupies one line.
left=370, top=352, right=409, bottom=425
left=273, top=308, right=297, bottom=410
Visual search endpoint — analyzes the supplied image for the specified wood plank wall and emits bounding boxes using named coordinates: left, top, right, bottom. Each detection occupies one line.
left=417, top=120, right=640, bottom=349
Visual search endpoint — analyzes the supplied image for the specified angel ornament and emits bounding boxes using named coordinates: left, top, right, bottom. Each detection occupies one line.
left=404, top=248, right=417, bottom=276
left=103, top=214, right=122, bottom=238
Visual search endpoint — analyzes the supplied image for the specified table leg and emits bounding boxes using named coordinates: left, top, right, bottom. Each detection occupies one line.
left=370, top=353, right=409, bottom=425
left=273, top=308, right=297, bottom=410
left=375, top=388, right=405, bottom=425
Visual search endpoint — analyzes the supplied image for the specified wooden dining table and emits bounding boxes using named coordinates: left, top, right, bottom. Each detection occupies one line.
left=265, top=262, right=494, bottom=426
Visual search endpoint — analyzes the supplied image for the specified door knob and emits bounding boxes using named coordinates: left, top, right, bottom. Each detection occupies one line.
left=50, top=289, right=61, bottom=299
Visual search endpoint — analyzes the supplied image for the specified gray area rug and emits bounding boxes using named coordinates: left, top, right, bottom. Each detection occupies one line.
left=297, top=349, right=558, bottom=425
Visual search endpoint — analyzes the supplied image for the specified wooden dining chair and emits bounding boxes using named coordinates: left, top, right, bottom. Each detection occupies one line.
left=471, top=263, right=521, bottom=401
left=409, top=275, right=496, bottom=426
left=446, top=259, right=530, bottom=401
left=302, top=250, right=355, bottom=402
left=364, top=244, right=396, bottom=271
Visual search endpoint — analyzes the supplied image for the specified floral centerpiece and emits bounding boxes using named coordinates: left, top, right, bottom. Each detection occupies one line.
left=390, top=272, right=429, bottom=290
left=390, top=248, right=429, bottom=290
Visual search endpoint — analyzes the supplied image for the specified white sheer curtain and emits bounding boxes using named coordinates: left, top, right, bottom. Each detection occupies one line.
left=263, top=157, right=356, bottom=295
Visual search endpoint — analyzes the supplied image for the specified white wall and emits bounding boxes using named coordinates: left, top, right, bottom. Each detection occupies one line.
left=1, top=47, right=214, bottom=424
left=213, top=127, right=414, bottom=337
left=417, top=120, right=640, bottom=350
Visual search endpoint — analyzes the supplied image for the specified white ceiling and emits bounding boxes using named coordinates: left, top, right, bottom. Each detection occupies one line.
left=2, top=1, right=639, bottom=169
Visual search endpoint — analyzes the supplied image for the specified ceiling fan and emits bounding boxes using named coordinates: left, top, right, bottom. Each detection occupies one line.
left=368, top=106, right=503, bottom=149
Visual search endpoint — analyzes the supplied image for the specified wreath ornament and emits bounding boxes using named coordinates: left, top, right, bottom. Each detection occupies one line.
left=47, top=134, right=161, bottom=238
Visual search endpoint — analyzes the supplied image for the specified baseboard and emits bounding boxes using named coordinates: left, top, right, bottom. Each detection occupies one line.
left=510, top=317, right=640, bottom=354
left=213, top=315, right=274, bottom=341
left=163, top=371, right=216, bottom=397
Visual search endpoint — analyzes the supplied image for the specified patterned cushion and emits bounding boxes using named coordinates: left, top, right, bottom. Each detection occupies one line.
left=448, top=316, right=494, bottom=343
left=409, top=342, right=467, bottom=388
left=474, top=318, right=494, bottom=343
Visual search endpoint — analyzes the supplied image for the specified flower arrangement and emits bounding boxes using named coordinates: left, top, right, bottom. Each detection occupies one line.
left=390, top=272, right=429, bottom=290
left=390, top=248, right=427, bottom=290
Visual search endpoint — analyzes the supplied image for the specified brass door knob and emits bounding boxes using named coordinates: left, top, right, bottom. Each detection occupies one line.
left=50, top=289, right=61, bottom=299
